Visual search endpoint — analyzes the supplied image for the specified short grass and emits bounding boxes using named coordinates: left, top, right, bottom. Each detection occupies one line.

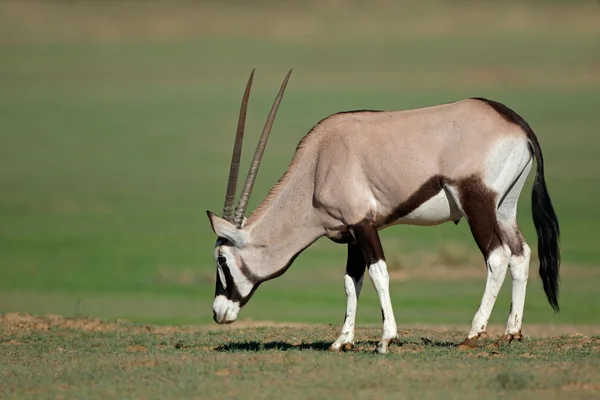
left=1, top=1, right=599, bottom=329
left=1, top=314, right=600, bottom=400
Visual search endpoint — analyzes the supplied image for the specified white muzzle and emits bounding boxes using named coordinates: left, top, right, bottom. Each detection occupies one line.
left=212, top=295, right=240, bottom=324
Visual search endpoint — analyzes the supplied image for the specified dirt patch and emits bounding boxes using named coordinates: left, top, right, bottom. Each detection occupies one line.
left=561, top=383, right=600, bottom=392
left=127, top=345, right=148, bottom=353
left=519, top=352, right=537, bottom=359
left=474, top=351, right=504, bottom=359
left=1, top=339, right=22, bottom=345
left=3, top=313, right=600, bottom=342
left=396, top=344, right=424, bottom=354
left=0, top=312, right=131, bottom=334
left=0, top=312, right=315, bottom=336
left=404, top=323, right=600, bottom=338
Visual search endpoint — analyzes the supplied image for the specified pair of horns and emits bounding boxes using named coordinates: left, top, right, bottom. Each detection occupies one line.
left=221, top=69, right=293, bottom=228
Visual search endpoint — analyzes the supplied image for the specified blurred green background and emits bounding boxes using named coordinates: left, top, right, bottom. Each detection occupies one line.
left=1, top=0, right=599, bottom=328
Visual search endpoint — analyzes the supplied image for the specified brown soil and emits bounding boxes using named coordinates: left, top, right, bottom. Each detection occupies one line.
left=2, top=312, right=600, bottom=339
left=0, top=312, right=128, bottom=334
left=126, top=345, right=148, bottom=353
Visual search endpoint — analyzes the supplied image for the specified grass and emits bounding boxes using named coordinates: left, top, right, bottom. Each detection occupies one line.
left=1, top=314, right=600, bottom=399
left=0, top=0, right=599, bottom=330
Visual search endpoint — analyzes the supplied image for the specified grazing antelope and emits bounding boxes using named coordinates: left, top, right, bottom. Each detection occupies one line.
left=207, top=70, right=560, bottom=354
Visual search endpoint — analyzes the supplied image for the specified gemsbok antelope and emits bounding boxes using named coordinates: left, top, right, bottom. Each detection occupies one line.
left=207, top=70, right=560, bottom=354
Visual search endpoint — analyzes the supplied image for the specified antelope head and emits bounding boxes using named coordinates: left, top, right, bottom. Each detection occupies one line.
left=207, top=69, right=292, bottom=324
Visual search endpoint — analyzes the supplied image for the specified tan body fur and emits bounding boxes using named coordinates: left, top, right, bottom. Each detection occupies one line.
left=247, top=99, right=527, bottom=242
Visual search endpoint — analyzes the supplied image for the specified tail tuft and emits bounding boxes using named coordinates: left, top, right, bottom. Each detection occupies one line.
left=529, top=137, right=561, bottom=312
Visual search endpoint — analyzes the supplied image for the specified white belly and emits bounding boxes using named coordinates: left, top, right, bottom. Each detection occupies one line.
left=394, top=190, right=462, bottom=226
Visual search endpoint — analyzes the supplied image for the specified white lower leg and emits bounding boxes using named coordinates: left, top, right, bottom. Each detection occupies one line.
left=505, top=243, right=531, bottom=335
left=468, top=245, right=511, bottom=338
left=368, top=260, right=398, bottom=353
left=331, top=274, right=364, bottom=350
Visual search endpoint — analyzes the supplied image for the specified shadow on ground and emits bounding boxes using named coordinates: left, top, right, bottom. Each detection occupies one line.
left=214, top=337, right=458, bottom=352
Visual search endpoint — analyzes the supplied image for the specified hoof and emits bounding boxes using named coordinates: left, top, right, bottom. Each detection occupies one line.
left=375, top=337, right=397, bottom=354
left=329, top=342, right=354, bottom=352
left=458, top=336, right=478, bottom=350
left=497, top=331, right=523, bottom=345
left=375, top=342, right=389, bottom=354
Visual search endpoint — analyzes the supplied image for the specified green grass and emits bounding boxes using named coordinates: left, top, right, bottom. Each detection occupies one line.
left=1, top=2, right=600, bottom=398
left=1, top=0, right=599, bottom=329
left=1, top=316, right=600, bottom=399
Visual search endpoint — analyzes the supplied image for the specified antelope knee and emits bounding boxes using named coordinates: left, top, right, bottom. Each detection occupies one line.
left=487, top=245, right=511, bottom=279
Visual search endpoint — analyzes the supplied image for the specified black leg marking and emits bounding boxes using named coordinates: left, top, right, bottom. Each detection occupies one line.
left=456, top=175, right=502, bottom=258
left=351, top=219, right=385, bottom=264
left=346, top=240, right=367, bottom=281
left=350, top=219, right=397, bottom=354
left=341, top=241, right=366, bottom=325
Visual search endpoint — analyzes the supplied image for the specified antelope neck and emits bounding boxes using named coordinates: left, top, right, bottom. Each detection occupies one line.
left=242, top=164, right=324, bottom=281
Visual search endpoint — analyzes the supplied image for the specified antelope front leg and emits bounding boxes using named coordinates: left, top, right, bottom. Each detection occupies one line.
left=331, top=241, right=366, bottom=351
left=368, top=260, right=398, bottom=353
left=352, top=220, right=398, bottom=354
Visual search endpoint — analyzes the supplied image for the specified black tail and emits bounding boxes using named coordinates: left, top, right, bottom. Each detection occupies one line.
left=528, top=133, right=561, bottom=312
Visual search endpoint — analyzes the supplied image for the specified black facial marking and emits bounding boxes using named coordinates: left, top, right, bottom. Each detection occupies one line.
left=215, top=251, right=250, bottom=305
left=213, top=240, right=319, bottom=309
left=215, top=249, right=263, bottom=308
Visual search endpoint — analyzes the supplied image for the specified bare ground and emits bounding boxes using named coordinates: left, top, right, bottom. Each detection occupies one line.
left=2, top=313, right=599, bottom=399
left=2, top=312, right=599, bottom=339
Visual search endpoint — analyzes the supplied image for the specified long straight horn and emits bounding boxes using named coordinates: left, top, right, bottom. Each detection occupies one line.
left=233, top=69, right=293, bottom=228
left=222, top=69, right=255, bottom=222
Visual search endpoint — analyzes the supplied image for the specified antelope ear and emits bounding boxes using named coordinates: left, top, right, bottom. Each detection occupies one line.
left=206, top=211, right=246, bottom=246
